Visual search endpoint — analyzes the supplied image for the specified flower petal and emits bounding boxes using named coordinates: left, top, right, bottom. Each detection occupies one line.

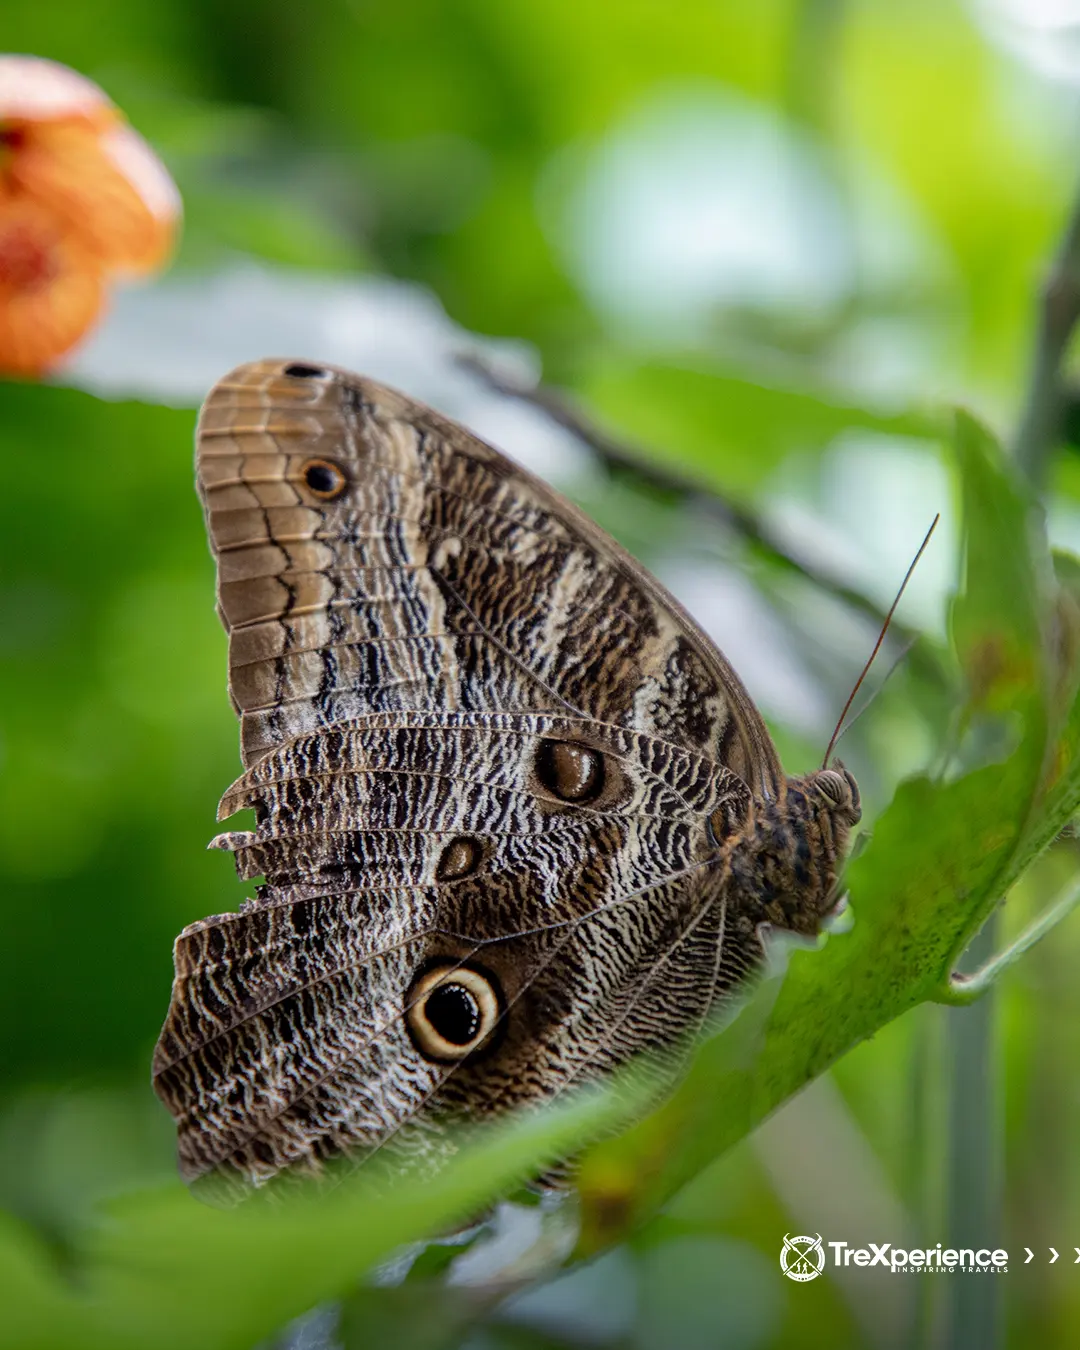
left=101, top=124, right=182, bottom=271
left=0, top=54, right=115, bottom=128
left=7, top=121, right=179, bottom=274
left=0, top=192, right=106, bottom=375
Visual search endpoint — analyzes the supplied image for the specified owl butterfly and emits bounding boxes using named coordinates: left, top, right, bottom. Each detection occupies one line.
left=152, top=358, right=862, bottom=1197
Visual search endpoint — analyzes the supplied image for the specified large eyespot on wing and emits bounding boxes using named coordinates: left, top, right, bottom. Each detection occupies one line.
left=195, top=357, right=781, bottom=794
left=151, top=864, right=742, bottom=1196
left=405, top=962, right=504, bottom=1063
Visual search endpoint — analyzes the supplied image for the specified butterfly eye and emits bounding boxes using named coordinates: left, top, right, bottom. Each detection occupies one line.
left=841, top=767, right=861, bottom=821
left=816, top=770, right=847, bottom=804
left=815, top=767, right=861, bottom=822
left=406, top=963, right=503, bottom=1062
left=536, top=738, right=605, bottom=803
left=300, top=458, right=348, bottom=500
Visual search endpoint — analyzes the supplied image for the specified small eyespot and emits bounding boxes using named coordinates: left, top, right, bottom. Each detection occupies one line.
left=405, top=963, right=503, bottom=1062
left=435, top=836, right=482, bottom=882
left=300, top=458, right=348, bottom=500
left=536, top=738, right=605, bottom=803
left=283, top=363, right=326, bottom=379
left=706, top=791, right=747, bottom=849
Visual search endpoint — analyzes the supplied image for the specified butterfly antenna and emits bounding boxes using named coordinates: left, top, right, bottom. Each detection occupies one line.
left=828, top=634, right=918, bottom=747
left=821, top=514, right=940, bottom=769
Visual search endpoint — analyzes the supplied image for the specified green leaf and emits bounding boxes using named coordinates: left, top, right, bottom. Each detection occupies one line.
left=574, top=410, right=1080, bottom=1251
left=1014, top=551, right=1080, bottom=874
left=0, top=1087, right=638, bottom=1350
left=950, top=409, right=1046, bottom=720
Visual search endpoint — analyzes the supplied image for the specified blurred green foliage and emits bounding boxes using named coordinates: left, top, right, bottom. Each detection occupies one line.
left=4, top=1, right=1080, bottom=1348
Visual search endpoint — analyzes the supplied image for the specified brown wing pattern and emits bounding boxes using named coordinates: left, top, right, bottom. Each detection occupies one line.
left=153, top=359, right=789, bottom=1193
left=194, top=359, right=782, bottom=792
left=154, top=710, right=759, bottom=1191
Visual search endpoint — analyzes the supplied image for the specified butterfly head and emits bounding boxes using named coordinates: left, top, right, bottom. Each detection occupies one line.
left=807, top=761, right=861, bottom=827
left=727, top=762, right=860, bottom=939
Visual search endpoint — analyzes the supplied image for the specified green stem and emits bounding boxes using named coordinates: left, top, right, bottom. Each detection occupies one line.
left=934, top=872, right=1080, bottom=1006
left=943, top=922, right=1002, bottom=1350
left=456, top=351, right=944, bottom=686
left=907, top=1006, right=946, bottom=1350
left=1012, top=177, right=1080, bottom=489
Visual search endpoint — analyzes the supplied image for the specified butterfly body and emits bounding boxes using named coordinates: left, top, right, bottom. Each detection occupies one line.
left=152, top=360, right=859, bottom=1193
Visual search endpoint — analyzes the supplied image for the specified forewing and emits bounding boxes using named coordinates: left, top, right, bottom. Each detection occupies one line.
left=196, top=359, right=781, bottom=794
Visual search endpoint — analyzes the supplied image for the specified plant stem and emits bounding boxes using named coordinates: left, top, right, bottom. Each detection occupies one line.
left=1012, top=178, right=1080, bottom=489
left=944, top=923, right=1002, bottom=1350
left=907, top=1006, right=946, bottom=1349
left=458, top=352, right=938, bottom=670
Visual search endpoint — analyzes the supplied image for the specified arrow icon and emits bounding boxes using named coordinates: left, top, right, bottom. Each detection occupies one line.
left=1050, top=1248, right=1059, bottom=1264
left=1025, top=1249, right=1034, bottom=1263
left=1074, top=1249, right=1080, bottom=1263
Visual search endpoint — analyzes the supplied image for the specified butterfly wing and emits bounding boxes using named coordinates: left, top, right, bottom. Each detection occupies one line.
left=153, top=359, right=780, bottom=1190
left=194, top=359, right=781, bottom=792
left=153, top=710, right=759, bottom=1190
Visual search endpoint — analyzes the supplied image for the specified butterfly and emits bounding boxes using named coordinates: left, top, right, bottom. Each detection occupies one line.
left=152, top=358, right=861, bottom=1195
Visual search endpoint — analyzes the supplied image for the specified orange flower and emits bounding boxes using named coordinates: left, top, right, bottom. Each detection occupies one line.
left=0, top=55, right=180, bottom=375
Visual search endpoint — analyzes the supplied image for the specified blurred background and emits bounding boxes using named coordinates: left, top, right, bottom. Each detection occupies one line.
left=2, top=1, right=1080, bottom=1346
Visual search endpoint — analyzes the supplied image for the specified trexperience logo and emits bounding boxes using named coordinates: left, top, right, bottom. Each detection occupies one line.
left=780, top=1239, right=1009, bottom=1280
left=780, top=1235, right=826, bottom=1282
